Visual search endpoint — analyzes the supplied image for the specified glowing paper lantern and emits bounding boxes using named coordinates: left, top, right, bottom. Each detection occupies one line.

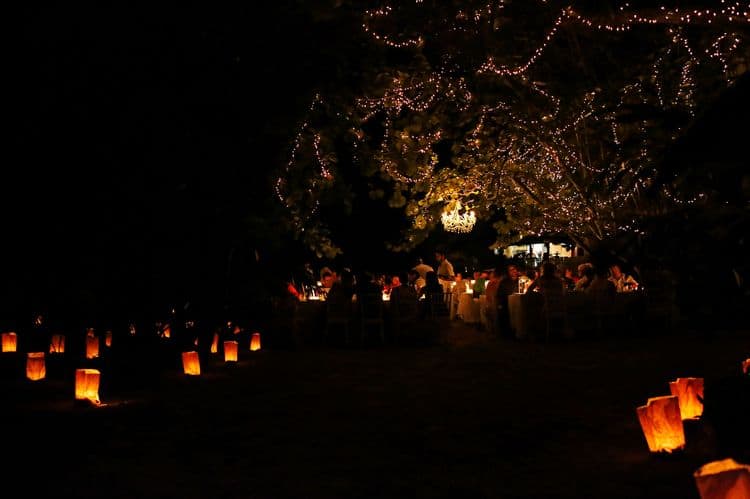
left=669, top=377, right=705, bottom=420
left=104, top=330, right=113, bottom=347
left=743, top=359, right=749, bottom=375
left=234, top=325, right=241, bottom=335
left=694, top=458, right=750, bottom=499
left=49, top=334, right=65, bottom=354
left=210, top=332, right=219, bottom=354
left=26, top=352, right=46, bottom=381
left=250, top=332, right=261, bottom=351
left=182, top=351, right=201, bottom=376
left=162, top=325, right=171, bottom=339
left=636, top=395, right=685, bottom=453
left=75, top=368, right=101, bottom=405
left=86, top=336, right=100, bottom=359
left=2, top=332, right=18, bottom=352
left=224, top=340, right=238, bottom=362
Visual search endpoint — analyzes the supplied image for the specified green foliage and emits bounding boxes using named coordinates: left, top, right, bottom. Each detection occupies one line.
left=274, top=1, right=749, bottom=259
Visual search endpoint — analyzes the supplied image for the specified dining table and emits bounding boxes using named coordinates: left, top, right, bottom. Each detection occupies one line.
left=456, top=291, right=481, bottom=324
left=507, top=290, right=646, bottom=340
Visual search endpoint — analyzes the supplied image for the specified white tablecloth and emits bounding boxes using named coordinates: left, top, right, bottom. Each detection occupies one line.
left=457, top=292, right=480, bottom=324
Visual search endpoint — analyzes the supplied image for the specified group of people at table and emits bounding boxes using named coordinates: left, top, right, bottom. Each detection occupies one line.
left=288, top=250, right=457, bottom=309
left=287, top=252, right=641, bottom=339
left=445, top=259, right=639, bottom=336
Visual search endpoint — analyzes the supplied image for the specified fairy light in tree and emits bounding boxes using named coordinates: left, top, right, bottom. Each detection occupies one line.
left=276, top=1, right=747, bottom=256
left=476, top=4, right=747, bottom=78
left=706, top=33, right=743, bottom=78
left=363, top=6, right=424, bottom=48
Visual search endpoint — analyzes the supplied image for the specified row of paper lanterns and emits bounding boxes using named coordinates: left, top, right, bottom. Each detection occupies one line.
left=2, top=319, right=252, bottom=356
left=2, top=330, right=112, bottom=384
left=636, top=360, right=750, bottom=499
left=3, top=327, right=261, bottom=360
left=181, top=332, right=262, bottom=375
left=75, top=332, right=263, bottom=403
left=3, top=329, right=262, bottom=404
left=2, top=330, right=110, bottom=357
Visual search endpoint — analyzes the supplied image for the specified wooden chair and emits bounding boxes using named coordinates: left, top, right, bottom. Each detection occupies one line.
left=541, top=287, right=567, bottom=342
left=359, top=293, right=385, bottom=345
left=324, top=297, right=353, bottom=345
left=392, top=294, right=419, bottom=343
left=590, top=290, right=618, bottom=337
left=427, top=292, right=452, bottom=319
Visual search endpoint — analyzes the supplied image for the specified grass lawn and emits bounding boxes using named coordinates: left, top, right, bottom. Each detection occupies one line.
left=2, top=320, right=748, bottom=499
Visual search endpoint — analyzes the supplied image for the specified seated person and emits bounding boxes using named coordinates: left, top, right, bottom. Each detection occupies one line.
left=574, top=263, right=594, bottom=291
left=526, top=262, right=564, bottom=295
left=320, top=270, right=337, bottom=298
left=419, top=271, right=447, bottom=318
left=609, top=263, right=639, bottom=292
left=390, top=272, right=417, bottom=304
left=408, top=268, right=425, bottom=294
left=419, top=271, right=444, bottom=298
left=355, top=272, right=382, bottom=298
left=472, top=271, right=487, bottom=295
left=452, top=271, right=468, bottom=295
left=586, top=265, right=616, bottom=297
left=562, top=267, right=577, bottom=291
left=327, top=269, right=355, bottom=303
left=390, top=274, right=402, bottom=290
left=483, top=268, right=502, bottom=333
left=497, top=264, right=521, bottom=338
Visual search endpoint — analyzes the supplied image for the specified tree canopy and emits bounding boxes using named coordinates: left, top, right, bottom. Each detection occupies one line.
left=274, top=1, right=749, bottom=263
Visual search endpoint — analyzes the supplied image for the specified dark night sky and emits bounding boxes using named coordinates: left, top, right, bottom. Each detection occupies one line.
left=6, top=3, right=359, bottom=323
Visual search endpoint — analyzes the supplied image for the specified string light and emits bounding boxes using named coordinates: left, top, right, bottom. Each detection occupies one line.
left=276, top=2, right=749, bottom=254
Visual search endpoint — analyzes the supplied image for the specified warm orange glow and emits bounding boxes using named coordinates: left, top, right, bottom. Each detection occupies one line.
left=49, top=334, right=65, bottom=354
left=163, top=325, right=171, bottom=338
left=224, top=340, right=238, bottom=362
left=86, top=336, right=100, bottom=359
left=743, top=359, right=749, bottom=375
left=86, top=328, right=95, bottom=338
left=104, top=331, right=113, bottom=347
left=234, top=325, right=241, bottom=335
left=694, top=458, right=750, bottom=499
left=182, top=351, right=201, bottom=376
left=75, top=368, right=101, bottom=404
left=669, top=377, right=705, bottom=420
left=636, top=395, right=685, bottom=453
left=211, top=332, right=219, bottom=354
left=26, top=352, right=46, bottom=381
left=250, top=332, right=261, bottom=351
left=2, top=332, right=18, bottom=352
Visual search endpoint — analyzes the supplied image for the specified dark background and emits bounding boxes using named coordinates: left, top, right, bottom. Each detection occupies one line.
left=5, top=3, right=750, bottom=331
left=6, top=3, right=359, bottom=327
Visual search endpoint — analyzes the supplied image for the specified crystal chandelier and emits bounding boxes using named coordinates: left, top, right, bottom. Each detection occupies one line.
left=441, top=201, right=476, bottom=233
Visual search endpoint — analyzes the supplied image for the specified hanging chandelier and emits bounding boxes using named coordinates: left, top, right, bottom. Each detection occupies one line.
left=441, top=201, right=476, bottom=233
